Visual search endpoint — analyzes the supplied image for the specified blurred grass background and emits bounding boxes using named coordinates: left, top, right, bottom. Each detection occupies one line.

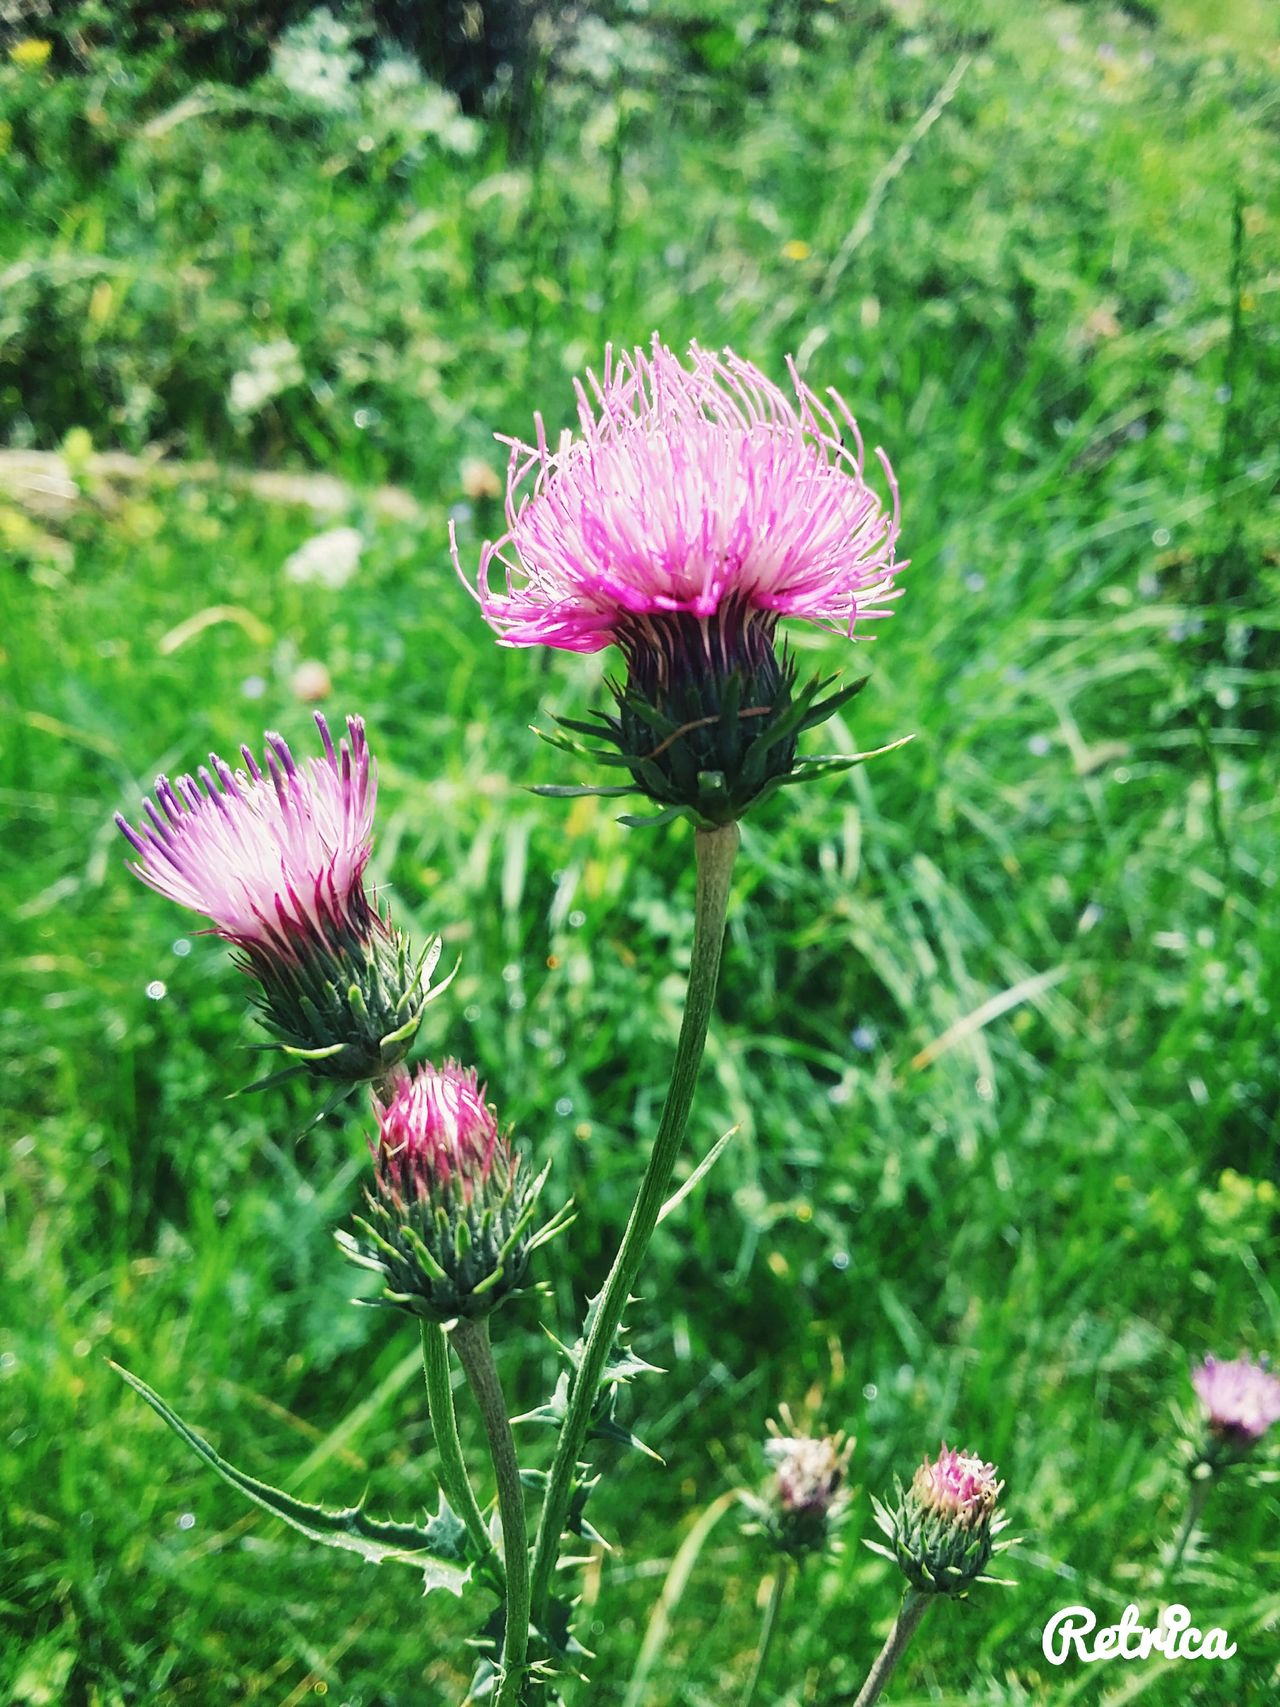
left=2, top=1, right=1278, bottom=1702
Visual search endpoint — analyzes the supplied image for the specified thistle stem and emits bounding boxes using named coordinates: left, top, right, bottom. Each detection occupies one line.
left=740, top=1560, right=790, bottom=1707
left=852, top=1590, right=930, bottom=1707
left=1162, top=1473, right=1213, bottom=1590
left=529, top=822, right=740, bottom=1629
left=419, top=1320, right=500, bottom=1579
left=452, top=1318, right=531, bottom=1707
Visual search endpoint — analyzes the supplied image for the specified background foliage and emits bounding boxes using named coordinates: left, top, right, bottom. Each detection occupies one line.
left=2, top=2, right=1278, bottom=1702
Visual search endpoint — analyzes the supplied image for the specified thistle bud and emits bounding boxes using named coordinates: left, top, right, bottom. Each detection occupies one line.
left=116, top=714, right=441, bottom=1083
left=763, top=1421, right=853, bottom=1558
left=1191, top=1354, right=1280, bottom=1470
left=740, top=1409, right=852, bottom=1559
left=338, top=1062, right=564, bottom=1323
left=868, top=1444, right=1009, bottom=1596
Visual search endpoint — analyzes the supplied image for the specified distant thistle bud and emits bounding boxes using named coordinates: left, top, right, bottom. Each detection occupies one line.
left=867, top=1444, right=1011, bottom=1597
left=1191, top=1354, right=1280, bottom=1468
left=116, top=714, right=442, bottom=1083
left=338, top=1062, right=568, bottom=1323
left=762, top=1416, right=853, bottom=1558
left=455, top=336, right=904, bottom=826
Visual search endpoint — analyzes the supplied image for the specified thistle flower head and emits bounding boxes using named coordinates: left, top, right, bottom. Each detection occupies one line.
left=116, top=714, right=438, bottom=1080
left=761, top=1415, right=853, bottom=1557
left=338, top=1062, right=568, bottom=1323
left=117, top=712, right=374, bottom=942
left=461, top=335, right=901, bottom=653
left=454, top=336, right=905, bottom=825
left=1192, top=1354, right=1280, bottom=1459
left=868, top=1442, right=1012, bottom=1597
left=911, top=1445, right=1002, bottom=1530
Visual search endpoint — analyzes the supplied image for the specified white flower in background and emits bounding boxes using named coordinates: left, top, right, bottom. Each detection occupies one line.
left=365, top=55, right=480, bottom=156
left=282, top=526, right=363, bottom=590
left=228, top=339, right=304, bottom=418
left=273, top=8, right=359, bottom=111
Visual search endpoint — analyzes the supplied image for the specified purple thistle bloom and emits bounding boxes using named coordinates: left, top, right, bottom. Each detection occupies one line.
left=1192, top=1355, right=1280, bottom=1448
left=454, top=337, right=905, bottom=825
left=116, top=715, right=440, bottom=1081
left=116, top=713, right=375, bottom=951
left=456, top=335, right=901, bottom=653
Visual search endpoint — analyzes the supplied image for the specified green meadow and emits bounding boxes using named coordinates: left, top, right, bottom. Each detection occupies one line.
left=2, top=3, right=1278, bottom=1702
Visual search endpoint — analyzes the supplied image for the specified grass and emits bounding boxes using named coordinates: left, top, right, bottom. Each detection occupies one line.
left=2, top=2, right=1279, bottom=1703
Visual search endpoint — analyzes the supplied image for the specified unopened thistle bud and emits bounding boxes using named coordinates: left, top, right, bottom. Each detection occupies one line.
left=1191, top=1354, right=1280, bottom=1470
left=455, top=336, right=904, bottom=825
left=116, top=714, right=442, bottom=1083
left=867, top=1444, right=1011, bottom=1596
left=337, top=1062, right=568, bottom=1323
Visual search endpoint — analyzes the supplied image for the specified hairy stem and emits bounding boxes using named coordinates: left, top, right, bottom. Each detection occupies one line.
left=852, top=1590, right=930, bottom=1707
left=740, top=1560, right=790, bottom=1707
left=453, top=1318, right=531, bottom=1707
left=530, top=822, right=739, bottom=1628
left=419, top=1320, right=499, bottom=1578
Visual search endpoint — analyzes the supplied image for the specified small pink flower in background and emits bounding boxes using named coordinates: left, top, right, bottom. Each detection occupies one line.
left=1193, top=1354, right=1280, bottom=1447
left=117, top=714, right=440, bottom=1081
left=760, top=1416, right=853, bottom=1556
left=457, top=335, right=901, bottom=654
left=911, top=1444, right=1003, bottom=1530
left=116, top=712, right=374, bottom=948
left=341, top=1061, right=571, bottom=1321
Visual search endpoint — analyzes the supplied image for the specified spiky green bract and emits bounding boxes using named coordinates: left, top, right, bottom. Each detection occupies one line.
left=338, top=1062, right=572, bottom=1324
left=241, top=910, right=445, bottom=1084
left=866, top=1445, right=1014, bottom=1597
left=537, top=616, right=883, bottom=828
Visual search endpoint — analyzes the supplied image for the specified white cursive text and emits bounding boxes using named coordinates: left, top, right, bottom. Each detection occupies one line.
left=1042, top=1603, right=1236, bottom=1665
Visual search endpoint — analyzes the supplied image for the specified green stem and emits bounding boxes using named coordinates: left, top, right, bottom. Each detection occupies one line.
left=852, top=1590, right=930, bottom=1707
left=740, top=1560, right=790, bottom=1707
left=419, top=1320, right=499, bottom=1578
left=530, top=822, right=739, bottom=1629
left=1162, top=1474, right=1213, bottom=1590
left=453, top=1318, right=531, bottom=1707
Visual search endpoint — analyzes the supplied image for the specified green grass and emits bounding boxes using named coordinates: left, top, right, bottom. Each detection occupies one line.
left=2, top=2, right=1279, bottom=1703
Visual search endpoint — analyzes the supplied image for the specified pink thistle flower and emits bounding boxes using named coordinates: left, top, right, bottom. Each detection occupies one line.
left=340, top=1061, right=572, bottom=1322
left=116, top=712, right=374, bottom=949
left=868, top=1441, right=1013, bottom=1596
left=454, top=337, right=906, bottom=825
left=911, top=1444, right=1003, bottom=1531
left=372, top=1061, right=501, bottom=1210
left=1192, top=1355, right=1280, bottom=1450
left=116, top=714, right=441, bottom=1081
left=458, top=336, right=901, bottom=653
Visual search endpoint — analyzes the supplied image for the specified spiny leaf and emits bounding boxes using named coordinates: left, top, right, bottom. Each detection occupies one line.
left=111, top=1363, right=472, bottom=1594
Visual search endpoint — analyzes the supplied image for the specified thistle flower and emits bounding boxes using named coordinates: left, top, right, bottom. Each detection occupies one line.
left=454, top=336, right=904, bottom=824
left=867, top=1443, right=1012, bottom=1596
left=759, top=1416, right=853, bottom=1558
left=1192, top=1354, right=1280, bottom=1462
left=116, top=713, right=439, bottom=1082
left=337, top=1061, right=569, bottom=1322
